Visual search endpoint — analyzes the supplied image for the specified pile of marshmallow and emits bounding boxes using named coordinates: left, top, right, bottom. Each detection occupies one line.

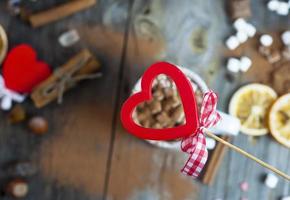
left=226, top=29, right=290, bottom=73
left=258, top=31, right=290, bottom=63
left=226, top=18, right=257, bottom=50
left=226, top=56, right=252, bottom=73
left=267, top=0, right=290, bottom=16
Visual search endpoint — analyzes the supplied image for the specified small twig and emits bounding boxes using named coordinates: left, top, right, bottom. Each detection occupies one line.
left=205, top=130, right=290, bottom=181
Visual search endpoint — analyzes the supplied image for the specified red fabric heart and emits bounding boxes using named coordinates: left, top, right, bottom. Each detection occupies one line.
left=121, top=62, right=199, bottom=141
left=2, top=44, right=51, bottom=93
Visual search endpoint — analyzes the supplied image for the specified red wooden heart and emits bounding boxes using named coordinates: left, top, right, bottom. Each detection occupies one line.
left=2, top=44, right=51, bottom=93
left=121, top=62, right=199, bottom=140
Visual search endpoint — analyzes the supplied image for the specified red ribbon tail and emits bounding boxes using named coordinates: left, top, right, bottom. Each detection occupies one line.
left=181, top=132, right=208, bottom=178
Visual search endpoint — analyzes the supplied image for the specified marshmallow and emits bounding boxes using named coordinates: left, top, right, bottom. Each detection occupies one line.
left=267, top=0, right=280, bottom=11
left=260, top=34, right=273, bottom=47
left=240, top=181, right=249, bottom=191
left=227, top=58, right=240, bottom=73
left=277, top=2, right=289, bottom=15
left=282, top=30, right=290, bottom=45
left=58, top=29, right=80, bottom=47
left=245, top=24, right=256, bottom=37
left=226, top=36, right=240, bottom=50
left=240, top=56, right=252, bottom=72
left=236, top=31, right=248, bottom=43
left=206, top=137, right=216, bottom=150
left=233, top=18, right=248, bottom=32
left=264, top=173, right=279, bottom=189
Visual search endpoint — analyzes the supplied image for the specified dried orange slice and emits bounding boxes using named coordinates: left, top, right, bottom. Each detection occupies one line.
left=229, top=84, right=277, bottom=136
left=269, top=93, right=290, bottom=148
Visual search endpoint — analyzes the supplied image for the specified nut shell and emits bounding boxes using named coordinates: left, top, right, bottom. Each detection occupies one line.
left=6, top=179, right=29, bottom=198
left=28, top=116, right=48, bottom=134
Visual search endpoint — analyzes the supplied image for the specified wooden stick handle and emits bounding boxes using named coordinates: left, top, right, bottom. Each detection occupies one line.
left=29, top=0, right=96, bottom=28
left=205, top=130, right=290, bottom=181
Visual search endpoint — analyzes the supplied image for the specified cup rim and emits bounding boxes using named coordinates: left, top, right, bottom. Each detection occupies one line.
left=0, top=25, right=8, bottom=65
left=131, top=65, right=209, bottom=150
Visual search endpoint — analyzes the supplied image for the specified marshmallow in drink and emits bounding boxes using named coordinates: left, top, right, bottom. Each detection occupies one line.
left=236, top=31, right=248, bottom=43
left=260, top=34, right=273, bottom=47
left=267, top=0, right=280, bottom=11
left=240, top=56, right=252, bottom=72
left=281, top=30, right=290, bottom=45
left=276, top=2, right=289, bottom=15
left=226, top=36, right=240, bottom=50
left=264, top=173, right=279, bottom=189
left=227, top=58, right=240, bottom=73
left=281, top=197, right=290, bottom=200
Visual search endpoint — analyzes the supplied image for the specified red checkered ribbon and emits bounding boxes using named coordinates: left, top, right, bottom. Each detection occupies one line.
left=181, top=91, right=221, bottom=177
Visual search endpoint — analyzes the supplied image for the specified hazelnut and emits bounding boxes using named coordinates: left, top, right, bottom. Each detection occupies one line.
left=8, top=105, right=26, bottom=124
left=28, top=116, right=48, bottom=134
left=6, top=179, right=29, bottom=198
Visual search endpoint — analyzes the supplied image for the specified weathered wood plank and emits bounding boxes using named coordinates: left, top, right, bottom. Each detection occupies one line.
left=0, top=0, right=289, bottom=199
left=0, top=0, right=128, bottom=199
left=106, top=0, right=232, bottom=200
left=107, top=0, right=290, bottom=200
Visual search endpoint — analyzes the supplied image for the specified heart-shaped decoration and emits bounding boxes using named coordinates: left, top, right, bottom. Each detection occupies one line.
left=121, top=62, right=199, bottom=140
left=2, top=44, right=51, bottom=93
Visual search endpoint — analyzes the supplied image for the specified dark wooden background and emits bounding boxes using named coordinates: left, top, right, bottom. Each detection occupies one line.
left=0, top=0, right=289, bottom=200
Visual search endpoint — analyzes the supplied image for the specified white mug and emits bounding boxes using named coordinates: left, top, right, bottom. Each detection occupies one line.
left=131, top=66, right=240, bottom=149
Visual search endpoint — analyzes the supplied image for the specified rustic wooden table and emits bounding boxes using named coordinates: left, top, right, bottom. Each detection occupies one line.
left=0, top=0, right=289, bottom=200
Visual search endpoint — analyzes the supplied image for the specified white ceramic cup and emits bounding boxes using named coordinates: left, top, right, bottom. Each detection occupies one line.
left=132, top=66, right=240, bottom=149
left=0, top=25, right=8, bottom=65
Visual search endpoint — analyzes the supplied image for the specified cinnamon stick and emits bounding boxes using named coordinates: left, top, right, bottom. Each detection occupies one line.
left=29, top=0, right=97, bottom=28
left=31, top=49, right=101, bottom=108
left=202, top=136, right=230, bottom=185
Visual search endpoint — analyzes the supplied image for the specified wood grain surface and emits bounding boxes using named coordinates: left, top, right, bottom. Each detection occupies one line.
left=0, top=0, right=289, bottom=200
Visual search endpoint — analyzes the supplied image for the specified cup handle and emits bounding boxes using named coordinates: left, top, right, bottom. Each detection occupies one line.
left=208, top=111, right=241, bottom=136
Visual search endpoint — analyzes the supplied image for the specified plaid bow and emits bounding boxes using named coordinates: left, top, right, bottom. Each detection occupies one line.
left=181, top=91, right=221, bottom=177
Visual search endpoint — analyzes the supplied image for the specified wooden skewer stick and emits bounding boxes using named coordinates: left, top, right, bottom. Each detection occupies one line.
left=205, top=130, right=290, bottom=181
